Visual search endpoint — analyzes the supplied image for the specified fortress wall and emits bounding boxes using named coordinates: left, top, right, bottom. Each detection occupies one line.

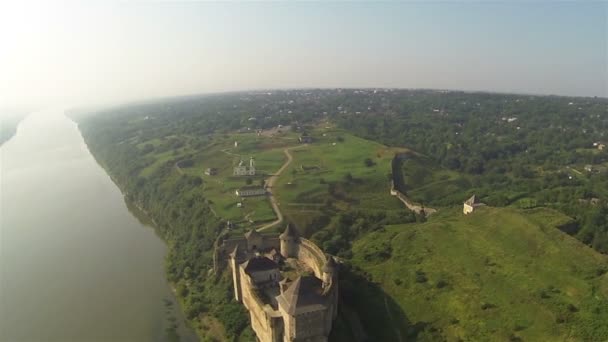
left=264, top=237, right=281, bottom=250
left=219, top=236, right=280, bottom=257
left=218, top=237, right=247, bottom=255
left=297, top=238, right=327, bottom=279
left=240, top=268, right=275, bottom=341
left=215, top=238, right=247, bottom=271
left=221, top=234, right=338, bottom=341
left=215, top=236, right=281, bottom=273
left=294, top=309, right=327, bottom=338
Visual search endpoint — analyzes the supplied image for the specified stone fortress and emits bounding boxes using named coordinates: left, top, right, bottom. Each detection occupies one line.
left=215, top=224, right=338, bottom=342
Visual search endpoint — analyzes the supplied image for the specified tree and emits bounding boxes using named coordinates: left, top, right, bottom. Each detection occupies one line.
left=344, top=172, right=354, bottom=183
left=364, top=158, right=375, bottom=167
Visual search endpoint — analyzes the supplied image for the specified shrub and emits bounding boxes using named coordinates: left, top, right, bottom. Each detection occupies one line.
left=436, top=279, right=448, bottom=289
left=415, top=270, right=428, bottom=283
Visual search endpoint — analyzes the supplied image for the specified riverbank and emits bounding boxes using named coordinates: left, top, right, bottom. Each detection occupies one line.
left=88, top=149, right=203, bottom=342
left=72, top=112, right=255, bottom=341
left=1, top=111, right=195, bottom=341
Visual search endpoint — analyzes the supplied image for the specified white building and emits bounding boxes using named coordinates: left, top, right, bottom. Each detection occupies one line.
left=234, top=157, right=256, bottom=176
left=235, top=186, right=266, bottom=197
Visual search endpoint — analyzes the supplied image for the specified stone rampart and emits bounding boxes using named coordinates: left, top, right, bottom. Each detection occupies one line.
left=297, top=238, right=328, bottom=279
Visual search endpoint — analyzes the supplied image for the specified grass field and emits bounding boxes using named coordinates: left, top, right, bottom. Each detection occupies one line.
left=133, top=121, right=418, bottom=236
left=350, top=206, right=608, bottom=341
left=272, top=127, right=406, bottom=235
left=134, top=129, right=301, bottom=231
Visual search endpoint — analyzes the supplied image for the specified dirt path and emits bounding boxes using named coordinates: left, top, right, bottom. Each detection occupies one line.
left=258, top=145, right=305, bottom=231
left=220, top=148, right=240, bottom=157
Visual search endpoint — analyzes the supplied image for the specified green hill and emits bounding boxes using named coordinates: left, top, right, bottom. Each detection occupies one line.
left=349, top=206, right=608, bottom=341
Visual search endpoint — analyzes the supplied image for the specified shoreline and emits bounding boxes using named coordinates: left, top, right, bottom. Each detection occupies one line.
left=74, top=122, right=202, bottom=342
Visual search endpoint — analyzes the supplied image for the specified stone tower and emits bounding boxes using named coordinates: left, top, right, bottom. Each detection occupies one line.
left=322, top=255, right=336, bottom=289
left=280, top=224, right=298, bottom=258
left=249, top=156, right=255, bottom=172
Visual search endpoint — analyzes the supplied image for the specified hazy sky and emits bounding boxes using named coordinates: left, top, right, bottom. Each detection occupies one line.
left=1, top=1, right=606, bottom=108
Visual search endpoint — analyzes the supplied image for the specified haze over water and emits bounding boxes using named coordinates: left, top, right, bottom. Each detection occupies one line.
left=0, top=110, right=196, bottom=341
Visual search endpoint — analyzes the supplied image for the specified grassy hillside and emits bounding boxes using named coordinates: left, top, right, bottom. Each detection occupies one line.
left=350, top=206, right=608, bottom=341
left=397, top=153, right=473, bottom=206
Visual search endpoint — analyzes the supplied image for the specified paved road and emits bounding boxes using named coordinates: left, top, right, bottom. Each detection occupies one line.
left=258, top=145, right=304, bottom=231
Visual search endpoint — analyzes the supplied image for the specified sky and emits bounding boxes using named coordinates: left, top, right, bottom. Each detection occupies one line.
left=1, top=1, right=606, bottom=108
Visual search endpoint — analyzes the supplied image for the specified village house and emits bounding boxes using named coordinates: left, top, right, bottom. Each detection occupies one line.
left=205, top=168, right=218, bottom=176
left=235, top=186, right=266, bottom=197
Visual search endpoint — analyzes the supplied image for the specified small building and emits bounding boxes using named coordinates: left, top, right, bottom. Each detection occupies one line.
left=599, top=144, right=606, bottom=151
left=584, top=165, right=594, bottom=173
left=299, top=135, right=313, bottom=144
left=205, top=168, right=218, bottom=176
left=234, top=157, right=256, bottom=176
left=463, top=195, right=484, bottom=215
left=235, top=186, right=266, bottom=197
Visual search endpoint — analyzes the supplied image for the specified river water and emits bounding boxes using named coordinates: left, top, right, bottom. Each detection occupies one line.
left=0, top=110, right=198, bottom=342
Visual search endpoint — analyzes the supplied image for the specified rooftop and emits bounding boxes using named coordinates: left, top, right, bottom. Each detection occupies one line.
left=242, top=256, right=279, bottom=275
left=278, top=276, right=327, bottom=315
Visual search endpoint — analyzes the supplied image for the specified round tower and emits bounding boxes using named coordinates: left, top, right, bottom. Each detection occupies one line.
left=279, top=224, right=298, bottom=258
left=322, top=255, right=337, bottom=288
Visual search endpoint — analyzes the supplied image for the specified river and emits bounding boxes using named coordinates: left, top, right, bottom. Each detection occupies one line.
left=0, top=109, right=198, bottom=342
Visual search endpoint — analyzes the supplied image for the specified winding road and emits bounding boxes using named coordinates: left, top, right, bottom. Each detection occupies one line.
left=258, top=145, right=305, bottom=231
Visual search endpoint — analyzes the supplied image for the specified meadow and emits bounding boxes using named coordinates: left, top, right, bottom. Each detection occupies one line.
left=272, top=125, right=406, bottom=235
left=350, top=206, right=608, bottom=341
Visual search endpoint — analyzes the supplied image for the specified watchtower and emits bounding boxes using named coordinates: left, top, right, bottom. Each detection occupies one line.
left=322, top=256, right=336, bottom=289
left=280, top=224, right=298, bottom=258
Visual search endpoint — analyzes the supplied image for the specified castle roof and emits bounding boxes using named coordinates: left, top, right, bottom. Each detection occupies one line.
left=322, top=256, right=337, bottom=272
left=279, top=224, right=298, bottom=239
left=279, top=276, right=327, bottom=315
left=245, top=228, right=262, bottom=240
left=464, top=195, right=477, bottom=205
left=242, top=256, right=279, bottom=275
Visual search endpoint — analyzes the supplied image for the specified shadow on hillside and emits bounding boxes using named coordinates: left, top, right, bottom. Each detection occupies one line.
left=330, top=265, right=432, bottom=342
